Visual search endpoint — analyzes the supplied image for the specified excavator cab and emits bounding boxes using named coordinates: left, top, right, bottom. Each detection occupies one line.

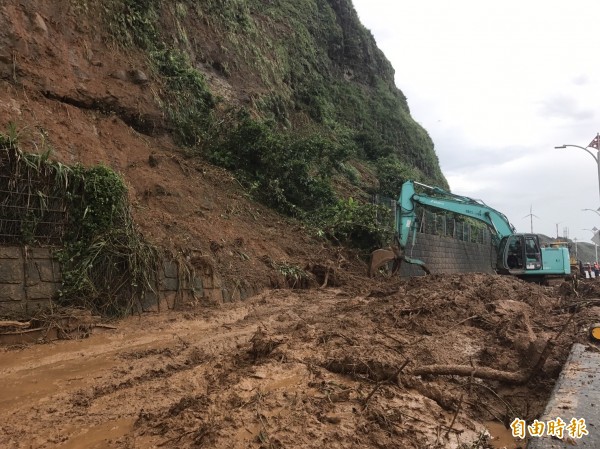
left=498, top=234, right=542, bottom=273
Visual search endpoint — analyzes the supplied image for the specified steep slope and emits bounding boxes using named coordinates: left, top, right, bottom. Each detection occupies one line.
left=0, top=0, right=446, bottom=297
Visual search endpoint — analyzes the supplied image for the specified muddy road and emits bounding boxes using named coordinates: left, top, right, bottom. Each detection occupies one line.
left=1, top=274, right=598, bottom=449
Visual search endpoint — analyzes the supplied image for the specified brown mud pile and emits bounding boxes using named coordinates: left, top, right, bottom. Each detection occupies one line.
left=2, top=273, right=598, bottom=449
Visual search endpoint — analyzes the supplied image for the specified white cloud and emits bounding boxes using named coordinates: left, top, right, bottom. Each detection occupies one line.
left=352, top=0, right=600, bottom=243
left=538, top=95, right=595, bottom=121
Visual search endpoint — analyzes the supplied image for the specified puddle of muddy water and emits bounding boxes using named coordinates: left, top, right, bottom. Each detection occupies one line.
left=485, top=421, right=520, bottom=449
left=58, top=417, right=135, bottom=449
left=0, top=352, right=115, bottom=411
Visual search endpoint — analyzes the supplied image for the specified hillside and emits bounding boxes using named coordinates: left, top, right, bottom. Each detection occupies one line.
left=5, top=3, right=597, bottom=449
left=0, top=0, right=449, bottom=301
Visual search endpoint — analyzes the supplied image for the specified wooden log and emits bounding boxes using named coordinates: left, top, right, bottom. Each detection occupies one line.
left=411, top=364, right=528, bottom=384
left=0, top=320, right=30, bottom=329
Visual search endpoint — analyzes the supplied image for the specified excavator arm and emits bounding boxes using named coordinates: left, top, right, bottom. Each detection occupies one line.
left=369, top=181, right=516, bottom=276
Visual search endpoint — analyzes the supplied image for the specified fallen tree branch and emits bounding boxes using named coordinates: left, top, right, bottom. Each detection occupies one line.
left=410, top=341, right=556, bottom=385
left=0, top=320, right=30, bottom=329
left=412, top=364, right=529, bottom=384
left=445, top=393, right=463, bottom=438
left=410, top=311, right=575, bottom=384
left=320, top=267, right=330, bottom=288
left=362, top=358, right=410, bottom=409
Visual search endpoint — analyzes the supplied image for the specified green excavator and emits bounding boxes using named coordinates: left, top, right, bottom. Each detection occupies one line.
left=368, top=181, right=571, bottom=282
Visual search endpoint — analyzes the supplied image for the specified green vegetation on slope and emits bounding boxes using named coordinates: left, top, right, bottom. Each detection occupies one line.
left=87, top=0, right=448, bottom=249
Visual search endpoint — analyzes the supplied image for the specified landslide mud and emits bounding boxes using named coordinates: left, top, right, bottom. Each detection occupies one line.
left=2, top=273, right=598, bottom=449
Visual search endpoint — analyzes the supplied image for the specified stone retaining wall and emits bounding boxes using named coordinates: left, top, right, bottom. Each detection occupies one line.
left=1, top=234, right=495, bottom=316
left=0, top=246, right=256, bottom=317
left=399, top=233, right=497, bottom=277
left=0, top=247, right=61, bottom=316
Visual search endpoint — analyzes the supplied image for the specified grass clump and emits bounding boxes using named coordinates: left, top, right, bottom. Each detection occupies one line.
left=151, top=48, right=215, bottom=146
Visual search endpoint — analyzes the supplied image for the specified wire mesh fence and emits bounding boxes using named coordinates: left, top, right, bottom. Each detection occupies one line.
left=0, top=154, right=69, bottom=245
left=372, top=194, right=493, bottom=245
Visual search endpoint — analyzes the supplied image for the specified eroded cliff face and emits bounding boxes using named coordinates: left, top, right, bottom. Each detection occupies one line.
left=0, top=2, right=317, bottom=297
left=0, top=1, right=444, bottom=296
left=1, top=0, right=447, bottom=181
left=0, top=3, right=161, bottom=164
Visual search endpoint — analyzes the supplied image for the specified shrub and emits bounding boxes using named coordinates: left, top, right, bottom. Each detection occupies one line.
left=205, top=113, right=349, bottom=215
left=313, top=197, right=393, bottom=251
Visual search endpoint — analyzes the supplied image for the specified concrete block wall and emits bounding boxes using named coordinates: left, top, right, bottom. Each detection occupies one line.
left=399, top=233, right=497, bottom=277
left=1, top=233, right=494, bottom=316
left=138, top=254, right=257, bottom=312
left=0, top=245, right=253, bottom=317
left=0, top=247, right=61, bottom=316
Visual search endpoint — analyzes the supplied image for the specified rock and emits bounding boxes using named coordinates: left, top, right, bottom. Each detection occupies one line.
left=154, top=184, right=169, bottom=196
left=0, top=62, right=13, bottom=80
left=110, top=70, right=129, bottom=81
left=0, top=99, right=22, bottom=115
left=324, top=415, right=342, bottom=424
left=148, top=153, right=160, bottom=167
left=491, top=299, right=532, bottom=318
left=32, top=13, right=48, bottom=34
left=85, top=46, right=93, bottom=62
left=129, top=69, right=149, bottom=85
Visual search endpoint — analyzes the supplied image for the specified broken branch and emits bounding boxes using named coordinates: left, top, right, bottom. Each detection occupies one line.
left=410, top=310, right=576, bottom=384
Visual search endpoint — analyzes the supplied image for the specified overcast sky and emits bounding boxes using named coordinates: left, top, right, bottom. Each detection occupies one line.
left=352, top=0, right=600, bottom=244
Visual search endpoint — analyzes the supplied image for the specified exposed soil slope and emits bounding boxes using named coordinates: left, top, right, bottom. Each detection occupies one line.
left=0, top=1, right=362, bottom=296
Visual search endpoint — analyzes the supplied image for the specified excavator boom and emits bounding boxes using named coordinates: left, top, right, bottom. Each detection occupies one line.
left=368, top=181, right=570, bottom=280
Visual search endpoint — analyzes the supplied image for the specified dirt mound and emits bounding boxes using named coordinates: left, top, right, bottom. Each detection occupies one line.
left=571, top=278, right=600, bottom=298
left=2, top=273, right=595, bottom=449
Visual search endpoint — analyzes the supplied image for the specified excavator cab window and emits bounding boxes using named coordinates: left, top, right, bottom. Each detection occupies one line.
left=502, top=235, right=542, bottom=271
left=524, top=236, right=542, bottom=269
left=506, top=235, right=525, bottom=269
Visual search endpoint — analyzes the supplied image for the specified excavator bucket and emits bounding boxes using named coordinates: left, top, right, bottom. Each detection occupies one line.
left=403, top=256, right=431, bottom=275
left=368, top=248, right=398, bottom=277
left=368, top=247, right=431, bottom=277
